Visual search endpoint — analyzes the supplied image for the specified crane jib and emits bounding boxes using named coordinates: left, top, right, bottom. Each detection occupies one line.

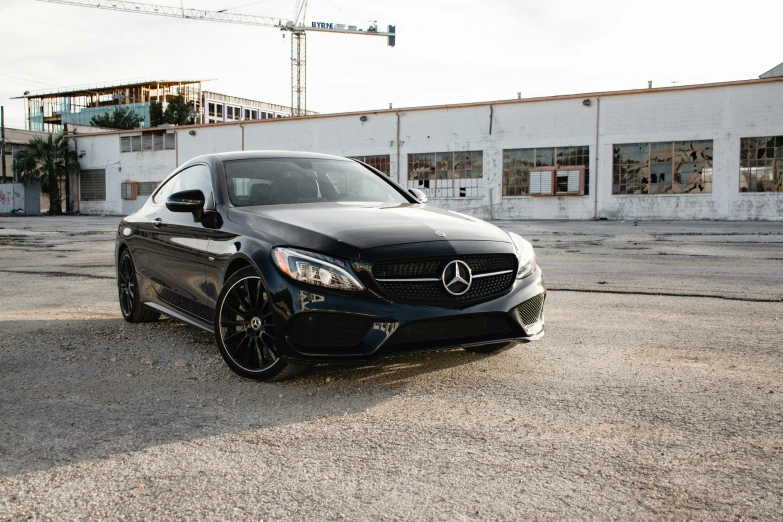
left=34, top=0, right=396, bottom=117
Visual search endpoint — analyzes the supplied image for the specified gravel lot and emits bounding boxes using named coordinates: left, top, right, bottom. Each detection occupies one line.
left=1, top=216, right=781, bottom=521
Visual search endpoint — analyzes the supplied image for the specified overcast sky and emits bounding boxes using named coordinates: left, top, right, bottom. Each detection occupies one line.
left=1, top=0, right=781, bottom=129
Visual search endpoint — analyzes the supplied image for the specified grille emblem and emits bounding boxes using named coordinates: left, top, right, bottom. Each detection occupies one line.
left=442, top=260, right=472, bottom=296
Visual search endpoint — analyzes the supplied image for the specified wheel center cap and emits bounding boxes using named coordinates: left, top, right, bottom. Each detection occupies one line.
left=250, top=316, right=263, bottom=331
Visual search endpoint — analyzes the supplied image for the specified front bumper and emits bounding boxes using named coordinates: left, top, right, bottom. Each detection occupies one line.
left=263, top=264, right=546, bottom=364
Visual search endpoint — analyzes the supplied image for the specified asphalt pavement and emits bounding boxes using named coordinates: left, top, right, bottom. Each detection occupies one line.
left=1, top=215, right=781, bottom=520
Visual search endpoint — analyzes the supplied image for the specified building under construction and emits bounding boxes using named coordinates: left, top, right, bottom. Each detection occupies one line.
left=17, top=79, right=313, bottom=132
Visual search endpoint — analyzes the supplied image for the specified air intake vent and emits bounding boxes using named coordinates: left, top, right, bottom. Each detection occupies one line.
left=516, top=293, right=545, bottom=327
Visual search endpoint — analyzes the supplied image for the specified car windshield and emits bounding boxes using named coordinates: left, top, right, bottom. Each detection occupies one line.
left=223, top=158, right=409, bottom=207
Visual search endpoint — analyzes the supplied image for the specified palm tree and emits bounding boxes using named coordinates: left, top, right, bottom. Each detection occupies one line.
left=13, top=133, right=79, bottom=215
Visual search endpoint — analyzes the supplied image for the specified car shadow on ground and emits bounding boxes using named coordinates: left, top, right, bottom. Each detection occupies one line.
left=0, top=317, right=501, bottom=478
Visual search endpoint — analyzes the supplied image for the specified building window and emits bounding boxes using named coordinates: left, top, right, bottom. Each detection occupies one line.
left=350, top=155, right=391, bottom=176
left=137, top=181, right=159, bottom=196
left=120, top=182, right=137, bottom=200
left=740, top=136, right=783, bottom=193
left=503, top=146, right=589, bottom=196
left=407, top=150, right=483, bottom=198
left=226, top=105, right=241, bottom=121
left=208, top=102, right=216, bottom=117
left=120, top=132, right=174, bottom=153
left=612, top=140, right=713, bottom=195
left=250, top=109, right=258, bottom=120
left=120, top=135, right=143, bottom=153
left=216, top=104, right=223, bottom=119
left=80, top=169, right=106, bottom=201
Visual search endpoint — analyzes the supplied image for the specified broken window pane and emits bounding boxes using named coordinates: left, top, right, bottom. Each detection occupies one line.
left=613, top=140, right=712, bottom=195
left=739, top=136, right=783, bottom=192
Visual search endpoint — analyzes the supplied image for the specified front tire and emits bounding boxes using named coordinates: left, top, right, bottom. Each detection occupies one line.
left=214, top=266, right=306, bottom=381
left=118, top=250, right=160, bottom=323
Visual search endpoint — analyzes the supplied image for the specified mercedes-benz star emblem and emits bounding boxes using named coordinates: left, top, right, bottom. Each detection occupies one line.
left=435, top=231, right=446, bottom=237
left=250, top=317, right=263, bottom=331
left=442, top=260, right=472, bottom=296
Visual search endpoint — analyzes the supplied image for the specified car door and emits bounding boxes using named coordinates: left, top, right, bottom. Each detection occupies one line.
left=148, top=163, right=216, bottom=322
left=128, top=171, right=179, bottom=288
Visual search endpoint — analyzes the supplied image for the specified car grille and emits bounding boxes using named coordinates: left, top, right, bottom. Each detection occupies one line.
left=287, top=312, right=374, bottom=349
left=382, top=314, right=518, bottom=349
left=516, top=293, right=545, bottom=327
left=373, top=254, right=515, bottom=279
left=372, top=254, right=517, bottom=305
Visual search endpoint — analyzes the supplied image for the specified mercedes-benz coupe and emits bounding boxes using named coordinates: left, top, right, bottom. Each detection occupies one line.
left=116, top=151, right=545, bottom=381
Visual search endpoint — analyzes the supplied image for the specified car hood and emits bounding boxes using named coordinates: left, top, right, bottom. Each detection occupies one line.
left=227, top=202, right=512, bottom=257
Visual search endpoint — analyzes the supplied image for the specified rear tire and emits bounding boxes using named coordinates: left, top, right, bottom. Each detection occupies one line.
left=118, top=250, right=160, bottom=323
left=463, top=342, right=515, bottom=354
left=215, top=266, right=306, bottom=381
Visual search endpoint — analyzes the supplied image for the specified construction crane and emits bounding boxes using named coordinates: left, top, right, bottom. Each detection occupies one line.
left=35, top=0, right=396, bottom=116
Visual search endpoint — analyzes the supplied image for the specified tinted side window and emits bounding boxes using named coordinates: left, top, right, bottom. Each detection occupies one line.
left=173, top=164, right=213, bottom=198
left=152, top=173, right=179, bottom=204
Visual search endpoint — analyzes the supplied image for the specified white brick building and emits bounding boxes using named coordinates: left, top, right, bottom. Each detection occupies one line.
left=68, top=76, right=783, bottom=220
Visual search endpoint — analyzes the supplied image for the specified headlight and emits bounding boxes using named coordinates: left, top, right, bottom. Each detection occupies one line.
left=272, top=247, right=364, bottom=291
left=508, top=232, right=537, bottom=279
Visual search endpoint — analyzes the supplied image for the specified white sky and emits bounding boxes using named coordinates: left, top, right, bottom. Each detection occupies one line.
left=1, top=0, right=782, bottom=129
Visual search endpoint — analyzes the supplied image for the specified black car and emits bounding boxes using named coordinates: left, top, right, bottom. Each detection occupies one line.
left=116, top=151, right=545, bottom=381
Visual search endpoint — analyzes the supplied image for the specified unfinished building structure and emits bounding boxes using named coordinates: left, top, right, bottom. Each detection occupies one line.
left=19, top=79, right=206, bottom=132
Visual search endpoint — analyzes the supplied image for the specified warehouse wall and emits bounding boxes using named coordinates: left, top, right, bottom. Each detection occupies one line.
left=596, top=82, right=783, bottom=220
left=75, top=133, right=175, bottom=215
left=74, top=79, right=783, bottom=220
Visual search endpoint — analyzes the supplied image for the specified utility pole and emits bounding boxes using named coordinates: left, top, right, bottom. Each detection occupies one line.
left=1, top=106, right=6, bottom=184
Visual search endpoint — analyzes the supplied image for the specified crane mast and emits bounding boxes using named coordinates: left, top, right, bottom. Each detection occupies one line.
left=35, top=0, right=395, bottom=116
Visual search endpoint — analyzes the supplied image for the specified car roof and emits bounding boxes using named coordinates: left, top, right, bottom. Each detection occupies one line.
left=209, top=150, right=353, bottom=162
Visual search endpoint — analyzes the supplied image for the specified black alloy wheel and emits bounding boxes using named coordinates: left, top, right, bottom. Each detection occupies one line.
left=215, top=266, right=305, bottom=381
left=118, top=250, right=160, bottom=323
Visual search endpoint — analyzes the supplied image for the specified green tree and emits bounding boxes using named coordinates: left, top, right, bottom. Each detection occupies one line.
left=90, top=106, right=143, bottom=129
left=149, top=101, right=165, bottom=127
left=162, top=95, right=196, bottom=126
left=13, top=134, right=79, bottom=215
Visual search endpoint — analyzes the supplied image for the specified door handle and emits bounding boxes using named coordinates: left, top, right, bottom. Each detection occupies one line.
left=153, top=218, right=163, bottom=228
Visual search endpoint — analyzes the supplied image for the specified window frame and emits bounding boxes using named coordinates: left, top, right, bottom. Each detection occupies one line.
left=502, top=146, right=589, bottom=197
left=120, top=181, right=137, bottom=200
left=739, top=135, right=783, bottom=194
left=407, top=150, right=484, bottom=199
left=612, top=140, right=713, bottom=196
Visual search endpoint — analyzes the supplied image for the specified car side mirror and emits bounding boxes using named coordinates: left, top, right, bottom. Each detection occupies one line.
left=409, top=188, right=429, bottom=203
left=167, top=189, right=205, bottom=221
